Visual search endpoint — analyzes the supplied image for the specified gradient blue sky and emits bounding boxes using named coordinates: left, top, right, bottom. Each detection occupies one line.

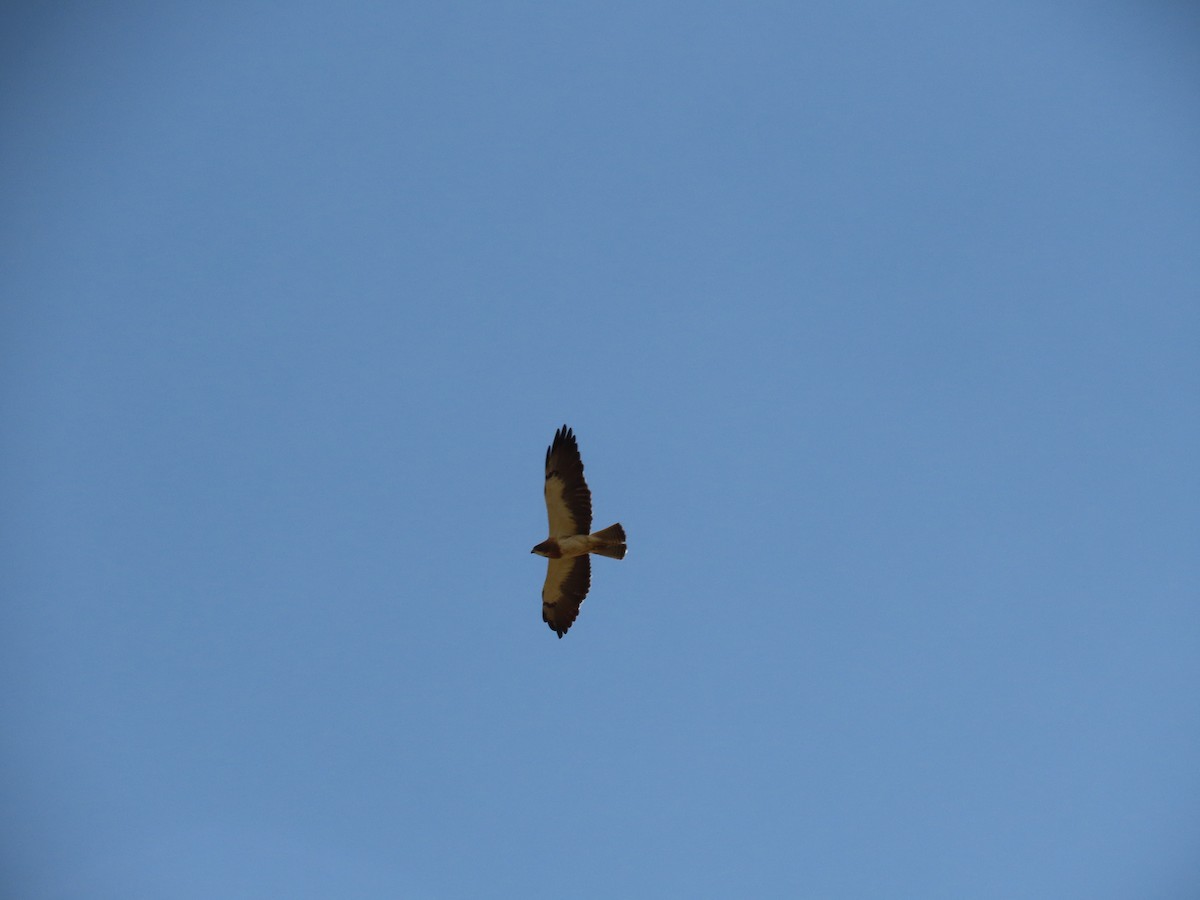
left=3, top=3, right=1198, bottom=897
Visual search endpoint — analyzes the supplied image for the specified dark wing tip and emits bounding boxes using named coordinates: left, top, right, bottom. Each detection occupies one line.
left=549, top=424, right=576, bottom=453
left=544, top=614, right=573, bottom=638
left=545, top=425, right=585, bottom=476
left=546, top=425, right=568, bottom=468
left=544, top=607, right=575, bottom=638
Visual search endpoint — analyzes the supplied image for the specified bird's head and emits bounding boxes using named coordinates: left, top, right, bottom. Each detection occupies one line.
left=531, top=539, right=561, bottom=559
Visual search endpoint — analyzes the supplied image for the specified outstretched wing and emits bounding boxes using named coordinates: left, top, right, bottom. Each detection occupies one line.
left=542, top=556, right=591, bottom=638
left=544, top=425, right=592, bottom=537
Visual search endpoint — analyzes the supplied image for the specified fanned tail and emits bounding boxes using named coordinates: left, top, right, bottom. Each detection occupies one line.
left=589, top=523, right=626, bottom=560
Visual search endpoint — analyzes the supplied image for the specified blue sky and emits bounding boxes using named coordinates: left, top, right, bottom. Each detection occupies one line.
left=2, top=2, right=1198, bottom=897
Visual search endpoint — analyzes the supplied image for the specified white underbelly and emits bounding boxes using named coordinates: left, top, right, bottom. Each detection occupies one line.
left=556, top=534, right=591, bottom=557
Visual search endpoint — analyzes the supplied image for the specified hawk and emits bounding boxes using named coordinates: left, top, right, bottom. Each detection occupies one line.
left=532, top=425, right=626, bottom=638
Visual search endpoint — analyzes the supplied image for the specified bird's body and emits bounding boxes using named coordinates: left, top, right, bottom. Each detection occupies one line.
left=532, top=425, right=626, bottom=637
left=532, top=531, right=624, bottom=560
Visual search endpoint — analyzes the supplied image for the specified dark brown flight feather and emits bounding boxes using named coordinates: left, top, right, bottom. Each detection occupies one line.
left=544, top=425, right=592, bottom=536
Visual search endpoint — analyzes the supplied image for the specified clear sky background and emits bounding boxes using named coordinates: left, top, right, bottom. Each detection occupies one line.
left=2, top=3, right=1198, bottom=897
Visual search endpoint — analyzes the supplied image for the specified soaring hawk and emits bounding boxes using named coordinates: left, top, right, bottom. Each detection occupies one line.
left=531, top=425, right=626, bottom=637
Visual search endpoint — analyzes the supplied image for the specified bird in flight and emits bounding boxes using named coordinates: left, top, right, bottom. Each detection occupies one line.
left=532, top=425, right=626, bottom=638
